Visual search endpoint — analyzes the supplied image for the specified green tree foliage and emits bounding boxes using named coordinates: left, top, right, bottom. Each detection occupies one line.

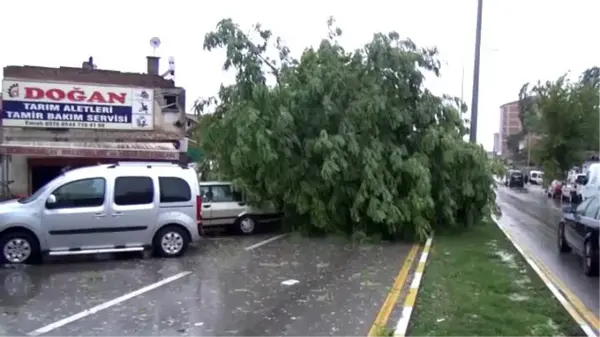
left=195, top=18, right=498, bottom=240
left=518, top=68, right=599, bottom=181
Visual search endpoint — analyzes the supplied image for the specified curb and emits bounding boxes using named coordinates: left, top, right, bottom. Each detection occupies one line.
left=492, top=216, right=597, bottom=337
left=394, top=237, right=433, bottom=337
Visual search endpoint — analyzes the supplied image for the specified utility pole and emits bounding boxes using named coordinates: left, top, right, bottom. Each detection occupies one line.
left=469, top=0, right=483, bottom=143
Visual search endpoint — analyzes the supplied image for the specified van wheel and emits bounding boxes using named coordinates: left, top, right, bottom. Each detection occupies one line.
left=0, top=231, right=41, bottom=265
left=153, top=226, right=189, bottom=258
left=583, top=239, right=599, bottom=277
left=236, top=216, right=256, bottom=234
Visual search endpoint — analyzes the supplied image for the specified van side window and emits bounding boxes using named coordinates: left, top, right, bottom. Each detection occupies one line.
left=47, top=178, right=106, bottom=209
left=159, top=177, right=191, bottom=203
left=114, top=177, right=154, bottom=206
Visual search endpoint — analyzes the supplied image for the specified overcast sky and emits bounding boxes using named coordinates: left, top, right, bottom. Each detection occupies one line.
left=1, top=0, right=598, bottom=150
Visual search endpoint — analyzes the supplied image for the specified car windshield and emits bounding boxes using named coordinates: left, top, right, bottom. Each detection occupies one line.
left=576, top=175, right=587, bottom=184
left=18, top=181, right=53, bottom=204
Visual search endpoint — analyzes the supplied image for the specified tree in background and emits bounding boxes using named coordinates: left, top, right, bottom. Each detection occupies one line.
left=195, top=18, right=497, bottom=240
left=518, top=68, right=599, bottom=181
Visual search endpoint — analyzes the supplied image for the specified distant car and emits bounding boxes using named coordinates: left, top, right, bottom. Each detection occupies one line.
left=504, top=170, right=524, bottom=188
left=557, top=195, right=600, bottom=276
left=529, top=170, right=544, bottom=185
left=199, top=181, right=281, bottom=234
left=547, top=180, right=563, bottom=199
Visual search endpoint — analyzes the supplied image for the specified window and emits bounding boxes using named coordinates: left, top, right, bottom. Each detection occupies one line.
left=164, top=95, right=178, bottom=111
left=114, top=176, right=154, bottom=206
left=47, top=178, right=105, bottom=209
left=159, top=177, right=191, bottom=203
left=210, top=184, right=243, bottom=202
left=575, top=198, right=593, bottom=215
left=583, top=198, right=599, bottom=218
left=200, top=186, right=211, bottom=201
left=531, top=173, right=538, bottom=178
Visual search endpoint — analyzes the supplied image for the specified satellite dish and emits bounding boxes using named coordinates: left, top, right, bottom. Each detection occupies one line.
left=150, top=37, right=161, bottom=55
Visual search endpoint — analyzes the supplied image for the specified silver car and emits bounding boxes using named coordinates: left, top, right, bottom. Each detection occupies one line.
left=0, top=162, right=203, bottom=264
left=200, top=181, right=281, bottom=234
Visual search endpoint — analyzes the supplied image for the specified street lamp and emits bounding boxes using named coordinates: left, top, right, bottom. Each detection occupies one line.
left=469, top=0, right=484, bottom=143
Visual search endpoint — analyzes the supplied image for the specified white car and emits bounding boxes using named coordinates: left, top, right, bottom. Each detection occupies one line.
left=529, top=170, right=544, bottom=185
left=562, top=173, right=587, bottom=203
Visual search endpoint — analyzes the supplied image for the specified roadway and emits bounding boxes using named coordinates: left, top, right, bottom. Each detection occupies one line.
left=496, top=184, right=599, bottom=331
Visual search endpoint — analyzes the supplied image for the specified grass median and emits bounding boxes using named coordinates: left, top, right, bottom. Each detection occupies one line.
left=409, top=219, right=584, bottom=336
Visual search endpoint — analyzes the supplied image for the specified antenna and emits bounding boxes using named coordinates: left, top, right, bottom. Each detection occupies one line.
left=161, top=56, right=176, bottom=80
left=149, top=37, right=161, bottom=56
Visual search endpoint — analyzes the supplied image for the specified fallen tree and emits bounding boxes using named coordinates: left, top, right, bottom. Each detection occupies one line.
left=195, top=18, right=497, bottom=240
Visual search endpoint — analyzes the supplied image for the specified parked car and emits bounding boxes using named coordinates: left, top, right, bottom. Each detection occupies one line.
left=557, top=194, right=600, bottom=276
left=504, top=170, right=524, bottom=188
left=199, top=181, right=281, bottom=234
left=547, top=180, right=563, bottom=199
left=562, top=173, right=587, bottom=203
left=0, top=162, right=203, bottom=265
left=529, top=170, right=544, bottom=185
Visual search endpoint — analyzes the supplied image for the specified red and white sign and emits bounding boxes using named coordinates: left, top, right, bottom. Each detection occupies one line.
left=3, top=81, right=139, bottom=106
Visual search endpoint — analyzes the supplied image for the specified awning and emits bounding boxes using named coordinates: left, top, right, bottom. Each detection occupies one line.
left=0, top=140, right=180, bottom=160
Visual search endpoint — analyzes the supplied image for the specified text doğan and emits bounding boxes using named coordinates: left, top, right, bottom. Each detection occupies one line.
left=4, top=103, right=130, bottom=123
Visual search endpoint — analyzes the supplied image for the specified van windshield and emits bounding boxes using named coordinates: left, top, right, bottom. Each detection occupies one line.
left=18, top=182, right=52, bottom=204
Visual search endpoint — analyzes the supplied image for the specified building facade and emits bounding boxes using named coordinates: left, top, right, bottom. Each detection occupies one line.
left=493, top=132, right=501, bottom=155
left=499, top=100, right=522, bottom=156
left=0, top=56, right=188, bottom=197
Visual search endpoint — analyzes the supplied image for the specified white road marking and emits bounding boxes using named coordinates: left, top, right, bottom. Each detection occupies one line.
left=27, top=271, right=192, bottom=336
left=244, top=234, right=287, bottom=250
left=394, top=237, right=434, bottom=337
left=281, top=279, right=299, bottom=286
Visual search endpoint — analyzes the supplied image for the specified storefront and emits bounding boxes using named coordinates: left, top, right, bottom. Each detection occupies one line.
left=1, top=140, right=180, bottom=195
left=0, top=63, right=187, bottom=197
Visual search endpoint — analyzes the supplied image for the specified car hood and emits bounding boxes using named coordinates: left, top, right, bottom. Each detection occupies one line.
left=0, top=199, right=24, bottom=213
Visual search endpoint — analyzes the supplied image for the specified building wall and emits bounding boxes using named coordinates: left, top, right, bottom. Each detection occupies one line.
left=0, top=60, right=187, bottom=196
left=493, top=132, right=500, bottom=154
left=2, top=66, right=187, bottom=142
left=499, top=100, right=522, bottom=156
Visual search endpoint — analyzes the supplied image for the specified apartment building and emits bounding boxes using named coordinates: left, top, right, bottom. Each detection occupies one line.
left=498, top=100, right=522, bottom=156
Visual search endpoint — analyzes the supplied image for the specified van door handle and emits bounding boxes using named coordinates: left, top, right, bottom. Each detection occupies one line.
left=238, top=202, right=246, bottom=206
left=94, top=213, right=106, bottom=218
left=203, top=205, right=211, bottom=209
left=112, top=212, right=123, bottom=217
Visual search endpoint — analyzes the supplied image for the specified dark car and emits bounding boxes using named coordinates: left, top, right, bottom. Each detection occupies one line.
left=557, top=195, right=600, bottom=276
left=504, top=170, right=524, bottom=188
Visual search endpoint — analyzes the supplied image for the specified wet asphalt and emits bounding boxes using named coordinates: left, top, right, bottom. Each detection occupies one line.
left=0, top=233, right=412, bottom=336
left=495, top=184, right=600, bottom=320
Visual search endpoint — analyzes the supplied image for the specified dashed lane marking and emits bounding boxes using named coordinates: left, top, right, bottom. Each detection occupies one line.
left=244, top=234, right=287, bottom=250
left=27, top=271, right=193, bottom=336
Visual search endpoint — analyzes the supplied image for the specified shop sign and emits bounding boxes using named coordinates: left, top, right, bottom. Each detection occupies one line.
left=1, top=80, right=154, bottom=130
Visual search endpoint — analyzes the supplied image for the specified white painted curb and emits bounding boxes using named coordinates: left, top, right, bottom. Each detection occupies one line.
left=394, top=237, right=433, bottom=337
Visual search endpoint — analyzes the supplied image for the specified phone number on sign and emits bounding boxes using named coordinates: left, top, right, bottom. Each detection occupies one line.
left=24, top=120, right=110, bottom=128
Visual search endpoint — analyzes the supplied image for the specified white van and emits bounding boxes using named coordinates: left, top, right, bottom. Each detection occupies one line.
left=529, top=170, right=544, bottom=185
left=582, top=163, right=600, bottom=201
left=0, top=162, right=203, bottom=264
